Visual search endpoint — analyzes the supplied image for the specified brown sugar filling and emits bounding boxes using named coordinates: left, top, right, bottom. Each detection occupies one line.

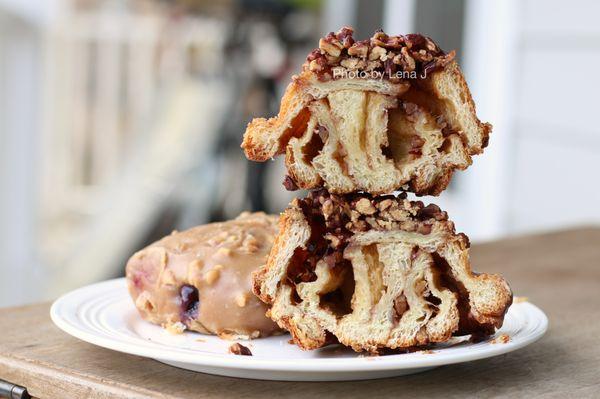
left=278, top=107, right=311, bottom=152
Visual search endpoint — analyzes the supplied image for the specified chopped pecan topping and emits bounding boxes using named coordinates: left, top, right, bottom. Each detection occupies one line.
left=283, top=175, right=299, bottom=191
left=241, top=234, right=260, bottom=254
left=299, top=189, right=449, bottom=242
left=340, top=57, right=364, bottom=70
left=319, top=36, right=342, bottom=56
left=303, top=27, right=454, bottom=81
left=369, top=46, right=387, bottom=61
left=204, top=269, right=220, bottom=285
left=217, top=247, right=232, bottom=257
left=347, top=40, right=369, bottom=58
left=397, top=47, right=416, bottom=71
left=355, top=198, right=376, bottom=215
left=235, top=293, right=249, bottom=307
left=417, top=204, right=448, bottom=221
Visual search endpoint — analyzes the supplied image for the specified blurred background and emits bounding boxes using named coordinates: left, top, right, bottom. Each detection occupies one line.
left=0, top=0, right=598, bottom=307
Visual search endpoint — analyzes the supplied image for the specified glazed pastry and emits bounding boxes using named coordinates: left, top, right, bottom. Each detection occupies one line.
left=252, top=191, right=512, bottom=352
left=242, top=27, right=490, bottom=196
left=126, top=212, right=281, bottom=339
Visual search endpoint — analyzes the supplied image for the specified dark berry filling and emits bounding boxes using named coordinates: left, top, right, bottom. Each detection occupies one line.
left=180, top=284, right=199, bottom=321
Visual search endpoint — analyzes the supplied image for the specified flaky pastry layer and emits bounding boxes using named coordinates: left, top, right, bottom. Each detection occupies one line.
left=253, top=191, right=512, bottom=352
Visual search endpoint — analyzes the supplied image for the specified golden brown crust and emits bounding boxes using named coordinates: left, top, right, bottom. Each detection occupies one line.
left=242, top=79, right=312, bottom=161
left=241, top=27, right=490, bottom=196
left=424, top=61, right=491, bottom=153
left=253, top=192, right=512, bottom=352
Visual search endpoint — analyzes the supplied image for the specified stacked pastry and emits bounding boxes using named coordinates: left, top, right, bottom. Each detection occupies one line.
left=243, top=27, right=512, bottom=352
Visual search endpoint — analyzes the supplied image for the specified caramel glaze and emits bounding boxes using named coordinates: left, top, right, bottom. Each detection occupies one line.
left=126, top=212, right=281, bottom=339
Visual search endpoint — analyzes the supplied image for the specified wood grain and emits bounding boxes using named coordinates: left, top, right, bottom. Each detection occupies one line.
left=1, top=227, right=599, bottom=398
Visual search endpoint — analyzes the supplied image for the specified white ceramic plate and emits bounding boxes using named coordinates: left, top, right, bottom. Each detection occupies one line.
left=51, top=278, right=547, bottom=381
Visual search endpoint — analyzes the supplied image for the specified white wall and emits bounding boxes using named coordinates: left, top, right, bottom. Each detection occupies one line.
left=0, top=12, right=44, bottom=307
left=507, top=0, right=600, bottom=233
left=453, top=0, right=600, bottom=240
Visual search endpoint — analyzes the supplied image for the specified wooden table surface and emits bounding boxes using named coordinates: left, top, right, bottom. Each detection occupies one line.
left=1, top=227, right=599, bottom=399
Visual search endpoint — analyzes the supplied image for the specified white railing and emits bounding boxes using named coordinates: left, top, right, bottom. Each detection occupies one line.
left=38, top=7, right=231, bottom=296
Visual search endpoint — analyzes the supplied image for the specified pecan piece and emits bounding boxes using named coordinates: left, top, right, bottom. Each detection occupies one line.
left=340, top=57, right=361, bottom=70
left=336, top=26, right=355, bottom=48
left=348, top=40, right=369, bottom=58
left=319, top=37, right=343, bottom=57
left=397, top=47, right=416, bottom=72
left=369, top=46, right=387, bottom=61
left=229, top=343, right=253, bottom=356
left=416, top=204, right=442, bottom=220
left=283, top=175, right=299, bottom=191
left=355, top=198, right=376, bottom=215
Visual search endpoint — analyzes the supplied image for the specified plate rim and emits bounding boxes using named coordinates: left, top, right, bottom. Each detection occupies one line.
left=50, top=278, right=548, bottom=373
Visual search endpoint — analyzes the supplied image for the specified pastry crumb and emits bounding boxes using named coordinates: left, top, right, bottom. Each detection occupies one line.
left=491, top=334, right=510, bottom=344
left=164, top=322, right=186, bottom=335
left=229, top=343, right=253, bottom=356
